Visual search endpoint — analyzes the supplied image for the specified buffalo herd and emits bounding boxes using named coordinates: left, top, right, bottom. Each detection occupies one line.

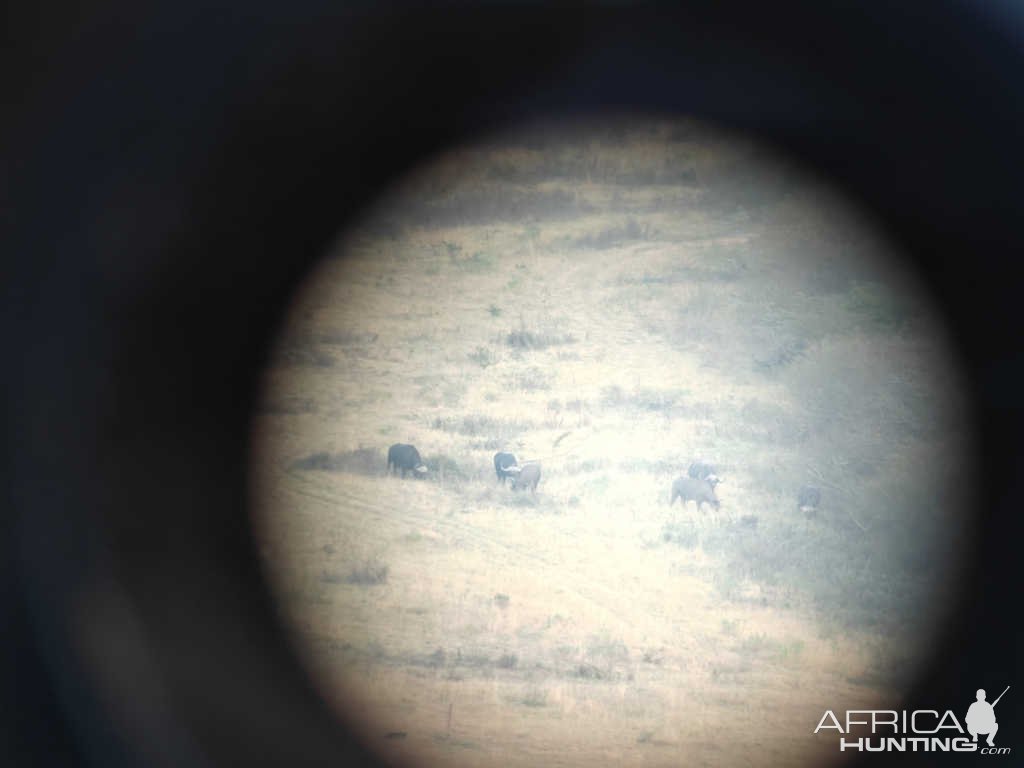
left=387, top=444, right=543, bottom=495
left=385, top=444, right=819, bottom=514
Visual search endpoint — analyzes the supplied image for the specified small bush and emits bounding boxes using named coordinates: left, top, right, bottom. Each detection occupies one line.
left=468, top=437, right=504, bottom=450
left=468, top=346, right=498, bottom=368
left=451, top=250, right=497, bottom=273
left=520, top=688, right=548, bottom=707
left=574, top=217, right=652, bottom=249
left=642, top=648, right=665, bottom=664
left=753, top=337, right=807, bottom=372
left=458, top=651, right=491, bottom=669
left=289, top=448, right=381, bottom=475
left=289, top=451, right=336, bottom=471
left=709, top=660, right=751, bottom=684
left=317, top=329, right=378, bottom=346
left=621, top=458, right=677, bottom=475
left=496, top=654, right=518, bottom=669
left=505, top=329, right=576, bottom=349
left=601, top=386, right=685, bottom=414
left=632, top=388, right=684, bottom=413
left=431, top=413, right=535, bottom=439
left=585, top=633, right=629, bottom=674
left=564, top=458, right=607, bottom=475
left=505, top=366, right=554, bottom=391
left=423, top=454, right=467, bottom=481
left=347, top=559, right=389, bottom=586
left=574, top=664, right=604, bottom=680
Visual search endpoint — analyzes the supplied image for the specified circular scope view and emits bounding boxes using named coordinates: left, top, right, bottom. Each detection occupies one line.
left=251, top=117, right=974, bottom=767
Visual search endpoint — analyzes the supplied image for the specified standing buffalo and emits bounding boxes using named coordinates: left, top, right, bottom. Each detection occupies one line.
left=387, top=444, right=428, bottom=478
left=510, top=461, right=541, bottom=494
left=494, top=452, right=519, bottom=484
left=798, top=484, right=821, bottom=516
left=670, top=475, right=720, bottom=511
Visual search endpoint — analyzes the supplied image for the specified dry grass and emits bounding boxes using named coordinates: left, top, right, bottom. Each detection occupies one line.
left=250, top=118, right=971, bottom=768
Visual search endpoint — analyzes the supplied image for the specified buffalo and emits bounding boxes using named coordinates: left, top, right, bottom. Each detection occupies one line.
left=494, top=452, right=519, bottom=484
left=798, top=484, right=821, bottom=516
left=387, top=443, right=428, bottom=478
left=510, top=461, right=541, bottom=494
left=670, top=475, right=720, bottom=511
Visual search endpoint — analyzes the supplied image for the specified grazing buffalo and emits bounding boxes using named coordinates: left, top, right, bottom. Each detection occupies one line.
left=494, top=452, right=519, bottom=484
left=387, top=443, right=428, bottom=478
left=510, top=461, right=541, bottom=494
left=798, top=484, right=821, bottom=515
left=688, top=460, right=717, bottom=481
left=670, top=476, right=720, bottom=511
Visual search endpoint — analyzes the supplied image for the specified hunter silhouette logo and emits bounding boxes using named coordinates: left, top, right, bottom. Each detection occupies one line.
left=966, top=686, right=1009, bottom=747
left=814, top=685, right=1011, bottom=754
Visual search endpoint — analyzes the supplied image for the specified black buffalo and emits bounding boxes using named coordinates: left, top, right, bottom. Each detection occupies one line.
left=387, top=443, right=428, bottom=478
left=510, top=461, right=541, bottom=494
left=670, top=476, right=720, bottom=510
left=494, top=452, right=519, bottom=484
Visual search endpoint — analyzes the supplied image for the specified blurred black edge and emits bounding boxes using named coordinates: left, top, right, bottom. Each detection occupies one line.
left=1, top=2, right=1020, bottom=767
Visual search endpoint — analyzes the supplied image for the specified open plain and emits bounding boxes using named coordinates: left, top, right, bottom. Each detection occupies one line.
left=251, top=119, right=971, bottom=767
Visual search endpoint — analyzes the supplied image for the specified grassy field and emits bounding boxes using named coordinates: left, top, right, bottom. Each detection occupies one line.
left=250, top=118, right=973, bottom=767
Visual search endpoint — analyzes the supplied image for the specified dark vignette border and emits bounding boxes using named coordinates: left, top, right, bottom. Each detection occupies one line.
left=3, top=3, right=1020, bottom=767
